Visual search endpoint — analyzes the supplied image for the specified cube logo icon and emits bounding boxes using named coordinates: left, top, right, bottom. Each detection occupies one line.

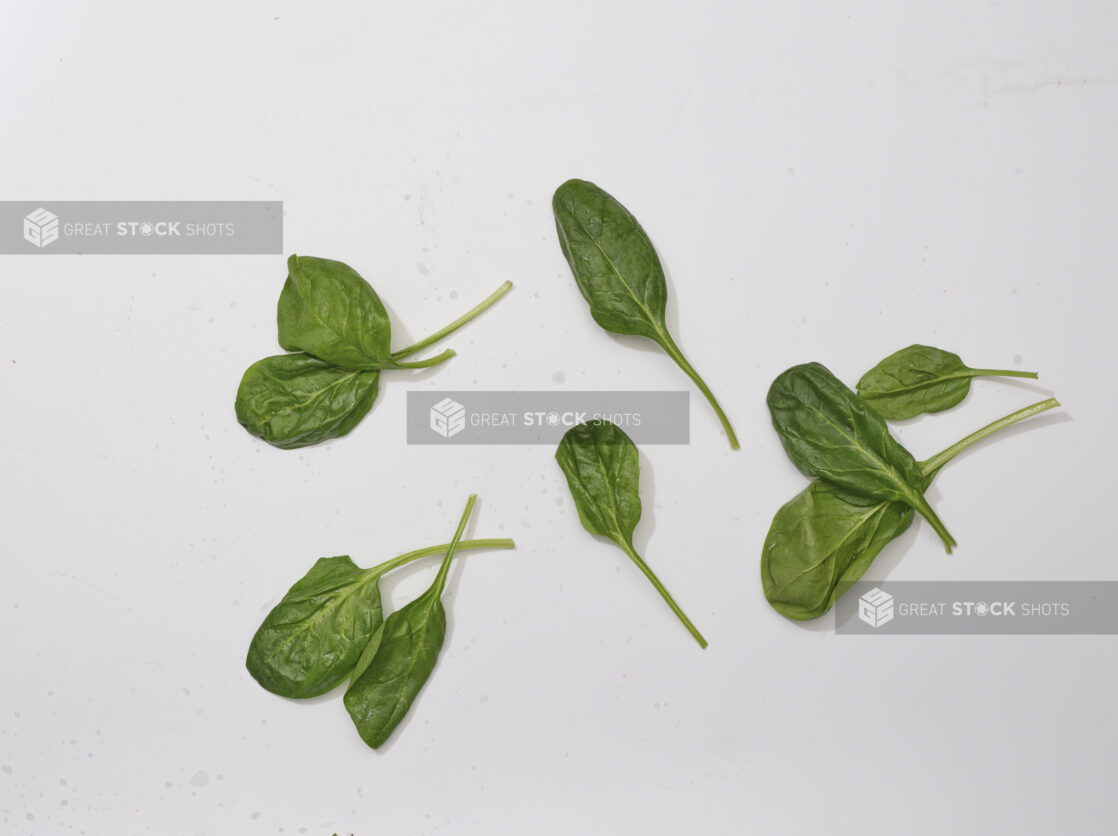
left=24, top=208, right=60, bottom=248
left=858, top=587, right=894, bottom=628
left=430, top=397, right=466, bottom=439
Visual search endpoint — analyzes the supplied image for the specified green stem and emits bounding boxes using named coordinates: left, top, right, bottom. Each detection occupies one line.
left=389, top=349, right=456, bottom=369
left=368, top=537, right=515, bottom=578
left=658, top=333, right=739, bottom=450
left=391, top=281, right=513, bottom=360
left=919, top=397, right=1061, bottom=479
left=904, top=491, right=957, bottom=554
left=967, top=368, right=1039, bottom=380
left=620, top=542, right=708, bottom=648
left=433, top=495, right=477, bottom=596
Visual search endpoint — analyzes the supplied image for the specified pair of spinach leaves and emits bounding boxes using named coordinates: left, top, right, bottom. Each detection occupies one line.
left=555, top=420, right=708, bottom=647
left=762, top=345, right=1057, bottom=620
left=236, top=255, right=512, bottom=449
left=247, top=497, right=513, bottom=748
left=550, top=181, right=741, bottom=643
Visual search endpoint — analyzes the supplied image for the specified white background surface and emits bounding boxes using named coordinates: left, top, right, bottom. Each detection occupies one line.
left=1, top=2, right=1116, bottom=834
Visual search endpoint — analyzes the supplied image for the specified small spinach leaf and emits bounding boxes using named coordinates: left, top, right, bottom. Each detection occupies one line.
left=278, top=255, right=394, bottom=369
left=857, top=344, right=1038, bottom=420
left=344, top=495, right=477, bottom=749
left=556, top=420, right=707, bottom=647
left=235, top=353, right=380, bottom=450
left=552, top=179, right=739, bottom=449
left=767, top=362, right=956, bottom=552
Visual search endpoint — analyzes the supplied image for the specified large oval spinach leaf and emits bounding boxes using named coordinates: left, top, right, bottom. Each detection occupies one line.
left=767, top=362, right=956, bottom=552
left=553, top=179, right=739, bottom=449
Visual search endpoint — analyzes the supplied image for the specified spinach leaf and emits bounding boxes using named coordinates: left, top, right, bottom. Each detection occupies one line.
left=247, top=556, right=382, bottom=699
left=344, top=495, right=477, bottom=749
left=555, top=420, right=708, bottom=647
left=278, top=255, right=394, bottom=369
left=246, top=537, right=514, bottom=699
left=762, top=397, right=1060, bottom=619
left=235, top=354, right=380, bottom=450
left=767, top=362, right=957, bottom=552
left=552, top=179, right=739, bottom=450
left=762, top=485, right=914, bottom=620
left=857, top=344, right=1038, bottom=420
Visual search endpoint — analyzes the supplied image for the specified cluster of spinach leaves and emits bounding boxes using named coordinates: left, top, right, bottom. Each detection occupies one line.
left=556, top=420, right=707, bottom=647
left=236, top=255, right=512, bottom=449
left=762, top=345, right=1058, bottom=620
left=247, top=496, right=513, bottom=748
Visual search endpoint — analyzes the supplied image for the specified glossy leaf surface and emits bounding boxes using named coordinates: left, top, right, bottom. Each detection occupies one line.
left=761, top=482, right=913, bottom=620
left=247, top=556, right=382, bottom=699
left=858, top=344, right=1038, bottom=420
left=767, top=362, right=955, bottom=551
left=555, top=419, right=641, bottom=550
left=234, top=353, right=379, bottom=450
left=552, top=179, right=739, bottom=449
left=344, top=496, right=476, bottom=748
left=553, top=179, right=668, bottom=341
left=556, top=421, right=707, bottom=647
left=278, top=254, right=393, bottom=369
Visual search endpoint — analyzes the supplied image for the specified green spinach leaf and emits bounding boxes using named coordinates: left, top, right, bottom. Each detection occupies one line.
left=278, top=255, right=395, bottom=369
left=246, top=537, right=514, bottom=699
left=556, top=420, right=707, bottom=647
left=762, top=484, right=914, bottom=621
left=767, top=362, right=956, bottom=552
left=235, top=354, right=380, bottom=450
left=247, top=555, right=383, bottom=699
left=552, top=179, right=739, bottom=450
left=762, top=397, right=1060, bottom=619
left=344, top=495, right=477, bottom=749
left=857, top=344, right=1038, bottom=420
